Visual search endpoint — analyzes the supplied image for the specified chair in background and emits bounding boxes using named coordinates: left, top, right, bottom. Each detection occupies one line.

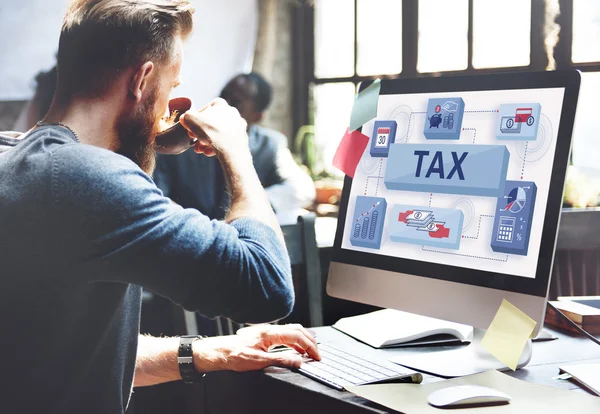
left=549, top=209, right=600, bottom=299
left=214, top=212, right=325, bottom=334
left=280, top=212, right=324, bottom=328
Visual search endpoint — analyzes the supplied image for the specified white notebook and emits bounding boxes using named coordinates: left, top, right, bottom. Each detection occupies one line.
left=560, top=363, right=600, bottom=396
left=333, top=309, right=473, bottom=348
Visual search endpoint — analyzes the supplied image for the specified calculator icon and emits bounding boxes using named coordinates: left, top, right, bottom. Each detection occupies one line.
left=496, top=216, right=515, bottom=243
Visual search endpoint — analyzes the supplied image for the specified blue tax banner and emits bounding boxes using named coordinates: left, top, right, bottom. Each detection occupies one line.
left=384, top=143, right=510, bottom=197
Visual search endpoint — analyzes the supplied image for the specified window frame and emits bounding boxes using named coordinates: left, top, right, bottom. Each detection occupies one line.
left=291, top=0, right=599, bottom=158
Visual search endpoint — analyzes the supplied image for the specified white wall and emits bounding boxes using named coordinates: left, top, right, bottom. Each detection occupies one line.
left=178, top=0, right=257, bottom=105
left=0, top=1, right=69, bottom=100
left=0, top=0, right=257, bottom=104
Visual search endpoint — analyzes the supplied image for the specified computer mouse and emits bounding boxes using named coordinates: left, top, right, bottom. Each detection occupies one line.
left=428, top=385, right=511, bottom=408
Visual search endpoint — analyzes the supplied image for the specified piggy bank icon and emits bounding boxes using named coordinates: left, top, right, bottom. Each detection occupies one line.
left=429, top=113, right=443, bottom=128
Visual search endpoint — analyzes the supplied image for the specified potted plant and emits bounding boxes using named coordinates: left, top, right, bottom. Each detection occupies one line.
left=294, top=125, right=343, bottom=206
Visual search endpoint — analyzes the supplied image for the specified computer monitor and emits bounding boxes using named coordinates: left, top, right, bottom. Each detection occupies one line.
left=327, top=70, right=580, bottom=373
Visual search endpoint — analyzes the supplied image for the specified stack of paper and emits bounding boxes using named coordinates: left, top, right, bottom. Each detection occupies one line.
left=560, top=363, right=600, bottom=396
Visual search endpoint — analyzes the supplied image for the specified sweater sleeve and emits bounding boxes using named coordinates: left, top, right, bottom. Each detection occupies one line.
left=50, top=145, right=294, bottom=323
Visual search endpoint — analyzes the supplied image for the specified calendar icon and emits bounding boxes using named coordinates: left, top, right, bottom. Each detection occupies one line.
left=375, top=127, right=390, bottom=147
left=370, top=120, right=397, bottom=157
left=496, top=216, right=515, bottom=243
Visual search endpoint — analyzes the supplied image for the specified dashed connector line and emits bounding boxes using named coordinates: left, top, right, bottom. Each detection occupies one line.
left=428, top=193, right=432, bottom=207
left=364, top=175, right=384, bottom=196
left=464, top=109, right=499, bottom=113
left=405, top=111, right=427, bottom=142
left=422, top=246, right=509, bottom=262
left=462, top=214, right=495, bottom=240
left=521, top=141, right=529, bottom=179
left=375, top=159, right=383, bottom=196
left=463, top=127, right=477, bottom=143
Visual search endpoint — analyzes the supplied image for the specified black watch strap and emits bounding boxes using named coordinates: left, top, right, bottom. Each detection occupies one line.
left=178, top=335, right=206, bottom=383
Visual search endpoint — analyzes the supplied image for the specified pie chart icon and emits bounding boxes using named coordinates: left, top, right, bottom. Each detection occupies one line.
left=505, top=187, right=527, bottom=213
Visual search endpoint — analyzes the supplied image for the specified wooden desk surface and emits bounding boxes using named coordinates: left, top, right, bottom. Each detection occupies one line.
left=203, top=326, right=600, bottom=414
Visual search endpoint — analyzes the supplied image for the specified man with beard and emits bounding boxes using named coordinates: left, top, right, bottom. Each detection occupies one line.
left=0, top=1, right=319, bottom=413
left=154, top=73, right=315, bottom=223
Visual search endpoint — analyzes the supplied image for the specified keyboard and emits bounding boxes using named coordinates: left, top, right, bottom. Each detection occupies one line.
left=298, top=342, right=423, bottom=391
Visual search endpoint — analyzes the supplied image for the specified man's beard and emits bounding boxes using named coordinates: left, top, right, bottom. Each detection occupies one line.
left=116, top=89, right=159, bottom=174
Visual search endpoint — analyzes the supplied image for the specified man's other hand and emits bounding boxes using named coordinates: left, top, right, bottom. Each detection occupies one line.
left=179, top=98, right=249, bottom=158
left=193, top=324, right=321, bottom=373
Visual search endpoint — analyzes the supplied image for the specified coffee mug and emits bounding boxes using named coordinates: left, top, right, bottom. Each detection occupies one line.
left=155, top=97, right=197, bottom=155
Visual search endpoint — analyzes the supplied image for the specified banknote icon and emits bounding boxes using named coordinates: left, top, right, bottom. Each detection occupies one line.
left=417, top=221, right=444, bottom=232
left=405, top=210, right=432, bottom=221
left=393, top=205, right=462, bottom=248
left=442, top=101, right=459, bottom=112
left=405, top=210, right=435, bottom=228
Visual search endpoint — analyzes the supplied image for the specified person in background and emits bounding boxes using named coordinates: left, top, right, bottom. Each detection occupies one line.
left=0, top=1, right=319, bottom=413
left=153, top=72, right=315, bottom=224
left=12, top=64, right=57, bottom=132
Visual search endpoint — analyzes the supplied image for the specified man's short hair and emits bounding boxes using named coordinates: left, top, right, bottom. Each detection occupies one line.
left=34, top=65, right=58, bottom=121
left=57, top=0, right=194, bottom=98
left=245, top=72, right=272, bottom=113
left=221, top=72, right=273, bottom=113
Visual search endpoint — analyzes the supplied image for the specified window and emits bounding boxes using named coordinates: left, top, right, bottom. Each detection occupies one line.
left=356, top=0, right=402, bottom=76
left=314, top=0, right=354, bottom=78
left=572, top=0, right=600, bottom=63
left=312, top=0, right=402, bottom=175
left=472, top=0, right=531, bottom=69
left=312, top=83, right=356, bottom=169
left=418, top=0, right=468, bottom=73
left=571, top=72, right=600, bottom=169
left=298, top=0, right=599, bottom=178
left=568, top=0, right=600, bottom=169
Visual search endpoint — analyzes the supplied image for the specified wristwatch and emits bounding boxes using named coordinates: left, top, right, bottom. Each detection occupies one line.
left=178, top=335, right=207, bottom=383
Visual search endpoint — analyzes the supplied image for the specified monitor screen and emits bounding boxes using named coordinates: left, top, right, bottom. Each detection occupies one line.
left=342, top=87, right=564, bottom=279
left=333, top=72, right=580, bottom=298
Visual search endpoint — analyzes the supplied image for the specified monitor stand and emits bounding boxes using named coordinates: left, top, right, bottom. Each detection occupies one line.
left=390, top=328, right=532, bottom=378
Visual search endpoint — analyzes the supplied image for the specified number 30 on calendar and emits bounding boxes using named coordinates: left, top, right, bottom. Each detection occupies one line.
left=375, top=127, right=390, bottom=147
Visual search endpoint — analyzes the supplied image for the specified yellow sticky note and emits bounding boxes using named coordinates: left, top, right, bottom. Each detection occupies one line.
left=480, top=299, right=537, bottom=371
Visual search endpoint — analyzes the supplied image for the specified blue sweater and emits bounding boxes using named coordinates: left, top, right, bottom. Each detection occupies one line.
left=0, top=125, right=293, bottom=413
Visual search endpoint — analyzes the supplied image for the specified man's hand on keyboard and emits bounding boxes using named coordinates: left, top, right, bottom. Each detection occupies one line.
left=192, top=324, right=321, bottom=373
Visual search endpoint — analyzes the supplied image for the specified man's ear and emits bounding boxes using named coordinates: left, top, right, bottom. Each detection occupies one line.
left=129, top=62, right=154, bottom=102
